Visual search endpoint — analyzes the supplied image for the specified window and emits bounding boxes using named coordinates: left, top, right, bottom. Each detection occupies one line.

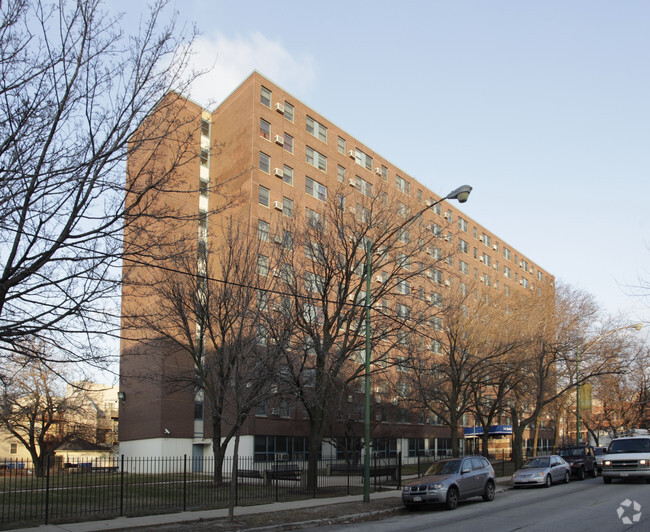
left=258, top=185, right=270, bottom=207
left=504, top=266, right=511, bottom=279
left=432, top=269, right=443, bottom=284
left=305, top=176, right=327, bottom=201
left=282, top=197, right=293, bottom=218
left=259, top=152, right=270, bottom=173
left=430, top=223, right=442, bottom=238
left=380, top=165, right=388, bottom=181
left=337, top=164, right=346, bottom=182
left=481, top=253, right=491, bottom=267
left=337, top=193, right=345, bottom=211
left=201, top=119, right=210, bottom=137
left=200, top=148, right=209, bottom=167
left=446, top=210, right=453, bottom=223
left=306, top=146, right=327, bottom=172
left=306, top=115, right=327, bottom=142
left=504, top=247, right=511, bottom=260
left=431, top=292, right=443, bottom=306
left=481, top=233, right=491, bottom=247
left=521, top=259, right=529, bottom=272
left=397, top=303, right=411, bottom=319
left=354, top=148, right=373, bottom=171
left=538, top=270, right=543, bottom=282
left=257, top=290, right=269, bottom=311
left=261, top=86, right=271, bottom=107
left=431, top=316, right=442, bottom=330
left=458, top=238, right=469, bottom=254
left=337, top=136, right=346, bottom=154
left=256, top=324, right=268, bottom=346
left=397, top=280, right=411, bottom=295
left=306, top=207, right=324, bottom=230
left=284, top=101, right=294, bottom=122
left=522, top=277, right=529, bottom=288
left=283, top=165, right=293, bottom=186
left=458, top=217, right=468, bottom=232
left=10, top=443, right=17, bottom=454
left=282, top=133, right=293, bottom=154
left=396, top=175, right=410, bottom=195
left=257, top=254, right=269, bottom=276
left=354, top=175, right=373, bottom=197
left=258, top=220, right=269, bottom=242
left=259, top=118, right=270, bottom=140
left=199, top=179, right=208, bottom=198
left=282, top=229, right=293, bottom=250
left=459, top=260, right=469, bottom=275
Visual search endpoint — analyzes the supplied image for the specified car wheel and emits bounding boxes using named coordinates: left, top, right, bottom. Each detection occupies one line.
left=445, top=486, right=459, bottom=510
left=482, top=480, right=495, bottom=502
left=577, top=467, right=585, bottom=481
left=603, top=476, right=612, bottom=484
left=590, top=466, right=597, bottom=478
left=544, top=475, right=552, bottom=488
left=563, top=471, right=570, bottom=484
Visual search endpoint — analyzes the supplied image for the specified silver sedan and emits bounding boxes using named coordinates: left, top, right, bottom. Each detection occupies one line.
left=512, top=455, right=571, bottom=488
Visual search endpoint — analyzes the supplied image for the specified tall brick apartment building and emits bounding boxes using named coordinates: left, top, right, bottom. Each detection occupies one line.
left=119, top=71, right=555, bottom=461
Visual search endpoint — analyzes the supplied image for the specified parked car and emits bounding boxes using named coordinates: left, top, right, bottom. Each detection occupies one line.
left=558, top=445, right=597, bottom=479
left=594, top=447, right=608, bottom=475
left=512, top=455, right=570, bottom=488
left=602, top=433, right=650, bottom=484
left=402, top=456, right=496, bottom=510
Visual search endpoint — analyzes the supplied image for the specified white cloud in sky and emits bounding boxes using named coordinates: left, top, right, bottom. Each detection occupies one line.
left=185, top=32, right=316, bottom=108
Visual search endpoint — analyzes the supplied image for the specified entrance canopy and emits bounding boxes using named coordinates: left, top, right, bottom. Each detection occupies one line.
left=464, top=425, right=513, bottom=438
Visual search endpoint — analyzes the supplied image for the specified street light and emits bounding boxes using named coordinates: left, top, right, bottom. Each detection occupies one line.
left=362, top=184, right=472, bottom=503
left=575, top=323, right=643, bottom=444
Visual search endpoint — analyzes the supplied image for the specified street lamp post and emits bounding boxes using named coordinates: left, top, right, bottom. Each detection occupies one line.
left=575, top=323, right=643, bottom=445
left=362, top=185, right=472, bottom=503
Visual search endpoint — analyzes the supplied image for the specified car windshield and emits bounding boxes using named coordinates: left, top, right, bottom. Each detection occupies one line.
left=425, top=459, right=461, bottom=476
left=609, top=438, right=650, bottom=454
left=523, top=457, right=550, bottom=469
left=559, top=448, right=584, bottom=457
left=594, top=448, right=606, bottom=455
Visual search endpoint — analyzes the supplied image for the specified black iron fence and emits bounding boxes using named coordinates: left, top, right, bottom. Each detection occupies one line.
left=0, top=454, right=401, bottom=530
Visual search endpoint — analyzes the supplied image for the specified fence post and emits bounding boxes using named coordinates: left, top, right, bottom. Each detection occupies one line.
left=502, top=449, right=505, bottom=477
left=120, top=454, right=125, bottom=517
left=44, top=455, right=50, bottom=525
left=183, top=455, right=187, bottom=512
left=398, top=452, right=402, bottom=488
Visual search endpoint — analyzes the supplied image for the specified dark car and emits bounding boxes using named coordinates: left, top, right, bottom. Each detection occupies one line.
left=402, top=456, right=496, bottom=510
left=558, top=445, right=597, bottom=480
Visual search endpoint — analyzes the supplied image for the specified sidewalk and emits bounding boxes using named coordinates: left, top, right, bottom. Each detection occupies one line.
left=14, top=477, right=512, bottom=532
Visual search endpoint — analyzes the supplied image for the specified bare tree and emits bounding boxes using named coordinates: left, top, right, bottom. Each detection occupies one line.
left=406, top=279, right=523, bottom=457
left=0, top=0, right=202, bottom=374
left=271, top=182, right=461, bottom=488
left=505, top=284, right=636, bottom=469
left=124, top=219, right=285, bottom=488
left=0, top=350, right=91, bottom=475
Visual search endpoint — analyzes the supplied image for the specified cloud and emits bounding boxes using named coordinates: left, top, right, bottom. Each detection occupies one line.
left=185, top=32, right=316, bottom=108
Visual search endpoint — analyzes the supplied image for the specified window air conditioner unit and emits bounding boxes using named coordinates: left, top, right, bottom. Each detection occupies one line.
left=444, top=236, right=450, bottom=242
left=272, top=269, right=281, bottom=277
left=375, top=275, right=383, bottom=283
left=275, top=103, right=285, bottom=113
left=348, top=178, right=356, bottom=187
left=493, top=264, right=497, bottom=269
left=274, top=135, right=284, bottom=145
left=493, top=245, right=498, bottom=250
left=348, top=294, right=355, bottom=301
left=375, top=167, right=382, bottom=175
left=426, top=271, right=432, bottom=278
left=479, top=236, right=484, bottom=242
left=273, top=235, right=282, bottom=244
left=444, top=280, right=450, bottom=286
left=348, top=150, right=355, bottom=159
left=273, top=201, right=283, bottom=211
left=426, top=295, right=432, bottom=302
left=348, top=207, right=356, bottom=214
left=479, top=257, right=484, bottom=262
left=274, top=167, right=284, bottom=178
left=270, top=408, right=280, bottom=416
left=426, top=200, right=433, bottom=207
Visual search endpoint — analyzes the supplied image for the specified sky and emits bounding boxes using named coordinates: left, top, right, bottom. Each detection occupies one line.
left=112, top=0, right=650, bottom=327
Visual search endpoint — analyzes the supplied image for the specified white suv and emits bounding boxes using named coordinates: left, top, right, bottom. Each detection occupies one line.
left=602, top=434, right=650, bottom=484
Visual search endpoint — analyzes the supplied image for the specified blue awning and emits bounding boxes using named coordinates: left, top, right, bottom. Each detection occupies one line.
left=464, top=425, right=512, bottom=437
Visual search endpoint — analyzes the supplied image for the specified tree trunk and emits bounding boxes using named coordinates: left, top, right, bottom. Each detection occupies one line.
left=307, top=422, right=323, bottom=493
left=480, top=433, right=490, bottom=458
left=228, top=432, right=240, bottom=522
left=449, top=422, right=461, bottom=457
left=512, top=424, right=526, bottom=470
left=532, top=420, right=540, bottom=457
